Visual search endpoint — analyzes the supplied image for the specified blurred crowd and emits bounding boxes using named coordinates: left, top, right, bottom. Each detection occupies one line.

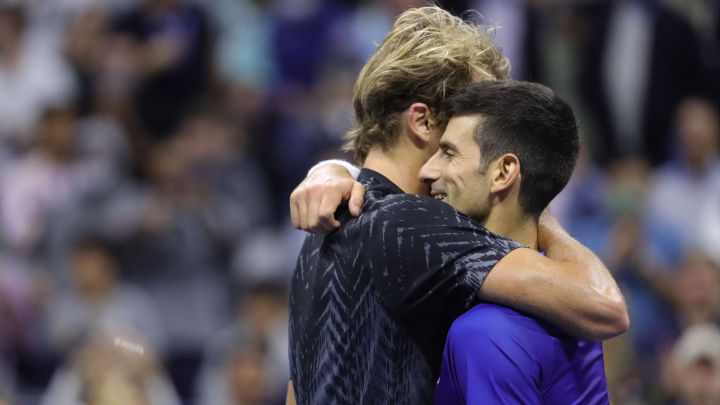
left=0, top=0, right=716, bottom=404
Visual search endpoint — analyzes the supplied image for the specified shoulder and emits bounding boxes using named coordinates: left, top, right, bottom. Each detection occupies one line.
left=443, top=305, right=547, bottom=390
left=365, top=192, right=458, bottom=217
left=450, top=304, right=524, bottom=335
left=448, top=304, right=551, bottom=349
left=361, top=193, right=518, bottom=249
left=363, top=192, right=500, bottom=238
left=360, top=193, right=458, bottom=236
left=444, top=305, right=559, bottom=390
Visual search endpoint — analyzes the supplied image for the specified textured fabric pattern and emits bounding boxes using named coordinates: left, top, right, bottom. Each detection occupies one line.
left=289, top=169, right=521, bottom=405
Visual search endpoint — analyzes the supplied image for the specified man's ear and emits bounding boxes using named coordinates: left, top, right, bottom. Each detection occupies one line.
left=490, top=154, right=521, bottom=195
left=406, top=103, right=438, bottom=145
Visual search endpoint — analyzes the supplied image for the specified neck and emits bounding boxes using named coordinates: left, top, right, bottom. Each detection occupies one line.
left=483, top=209, right=538, bottom=250
left=363, top=147, right=430, bottom=195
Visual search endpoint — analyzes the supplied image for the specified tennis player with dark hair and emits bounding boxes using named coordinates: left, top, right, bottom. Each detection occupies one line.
left=287, top=6, right=626, bottom=405
left=421, top=80, right=609, bottom=404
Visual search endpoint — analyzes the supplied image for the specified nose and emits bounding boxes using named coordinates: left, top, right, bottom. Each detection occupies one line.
left=419, top=153, right=441, bottom=185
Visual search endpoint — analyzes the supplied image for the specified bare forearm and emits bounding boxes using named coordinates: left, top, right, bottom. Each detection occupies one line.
left=536, top=267, right=628, bottom=341
left=481, top=214, right=629, bottom=341
left=538, top=221, right=628, bottom=339
left=541, top=223, right=624, bottom=306
left=481, top=249, right=626, bottom=341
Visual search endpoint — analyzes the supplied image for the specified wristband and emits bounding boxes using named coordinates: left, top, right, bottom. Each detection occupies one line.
left=307, top=159, right=361, bottom=179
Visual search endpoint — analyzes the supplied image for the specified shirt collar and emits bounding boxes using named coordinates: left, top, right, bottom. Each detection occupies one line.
left=358, top=168, right=405, bottom=195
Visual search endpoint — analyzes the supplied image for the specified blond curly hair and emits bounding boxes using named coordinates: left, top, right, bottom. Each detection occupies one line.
left=344, top=6, right=510, bottom=163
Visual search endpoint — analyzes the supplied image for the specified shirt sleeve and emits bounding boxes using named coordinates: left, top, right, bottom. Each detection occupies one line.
left=436, top=304, right=544, bottom=405
left=364, top=194, right=521, bottom=317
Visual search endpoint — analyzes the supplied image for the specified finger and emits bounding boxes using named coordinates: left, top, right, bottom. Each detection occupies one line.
left=290, top=190, right=301, bottom=229
left=297, top=187, right=310, bottom=231
left=305, top=186, right=323, bottom=233
left=311, top=193, right=338, bottom=234
left=348, top=181, right=365, bottom=217
left=317, top=193, right=342, bottom=232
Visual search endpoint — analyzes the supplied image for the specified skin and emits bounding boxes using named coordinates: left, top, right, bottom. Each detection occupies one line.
left=421, top=116, right=492, bottom=219
left=419, top=115, right=536, bottom=248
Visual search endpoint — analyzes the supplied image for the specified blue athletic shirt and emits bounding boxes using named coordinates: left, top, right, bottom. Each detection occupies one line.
left=435, top=303, right=609, bottom=405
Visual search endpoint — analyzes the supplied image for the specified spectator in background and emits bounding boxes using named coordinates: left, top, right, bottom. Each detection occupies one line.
left=600, top=158, right=680, bottom=394
left=0, top=3, right=76, bottom=153
left=64, top=7, right=112, bottom=117
left=232, top=222, right=306, bottom=286
left=459, top=0, right=713, bottom=167
left=664, top=0, right=720, bottom=104
left=266, top=64, right=358, bottom=207
left=0, top=106, right=105, bottom=257
left=28, top=0, right=139, bottom=42
left=120, top=108, right=271, bottom=287
left=208, top=0, right=274, bottom=170
left=697, top=184, right=720, bottom=265
left=44, top=239, right=166, bottom=354
left=112, top=107, right=273, bottom=395
left=0, top=254, right=37, bottom=397
left=665, top=323, right=720, bottom=405
left=196, top=282, right=288, bottom=405
left=468, top=0, right=528, bottom=80
left=340, top=0, right=428, bottom=64
left=41, top=329, right=180, bottom=405
left=38, top=100, right=139, bottom=280
left=171, top=108, right=272, bottom=240
left=65, top=8, right=153, bottom=169
left=210, top=0, right=275, bottom=92
left=577, top=0, right=707, bottom=165
left=200, top=338, right=277, bottom=405
left=601, top=147, right=720, bottom=403
left=646, top=97, right=720, bottom=258
left=115, top=141, right=230, bottom=393
left=609, top=249, right=720, bottom=404
left=225, top=345, right=276, bottom=405
left=269, top=0, right=347, bottom=89
left=111, top=0, right=211, bottom=139
left=551, top=143, right=612, bottom=253
left=673, top=252, right=720, bottom=328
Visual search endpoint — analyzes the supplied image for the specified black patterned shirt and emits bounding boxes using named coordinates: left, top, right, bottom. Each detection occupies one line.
left=289, top=169, right=521, bottom=404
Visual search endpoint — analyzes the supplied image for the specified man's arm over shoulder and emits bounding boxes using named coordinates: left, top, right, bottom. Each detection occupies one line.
left=436, top=304, right=544, bottom=405
left=289, top=163, right=628, bottom=341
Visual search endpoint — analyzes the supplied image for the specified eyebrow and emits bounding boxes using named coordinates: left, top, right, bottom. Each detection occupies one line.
left=439, top=140, right=459, bottom=152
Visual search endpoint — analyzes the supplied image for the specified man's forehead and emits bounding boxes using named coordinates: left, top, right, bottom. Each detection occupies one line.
left=443, top=114, right=483, bottom=142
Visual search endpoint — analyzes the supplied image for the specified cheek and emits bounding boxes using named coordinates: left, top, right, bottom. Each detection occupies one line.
left=446, top=172, right=470, bottom=206
left=458, top=166, right=482, bottom=191
left=464, top=174, right=491, bottom=207
left=448, top=163, right=470, bottom=187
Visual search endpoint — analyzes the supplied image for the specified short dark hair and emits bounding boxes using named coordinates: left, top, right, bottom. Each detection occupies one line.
left=446, top=80, right=579, bottom=216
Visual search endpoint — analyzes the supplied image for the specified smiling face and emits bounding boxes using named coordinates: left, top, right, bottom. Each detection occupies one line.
left=419, top=115, right=494, bottom=222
